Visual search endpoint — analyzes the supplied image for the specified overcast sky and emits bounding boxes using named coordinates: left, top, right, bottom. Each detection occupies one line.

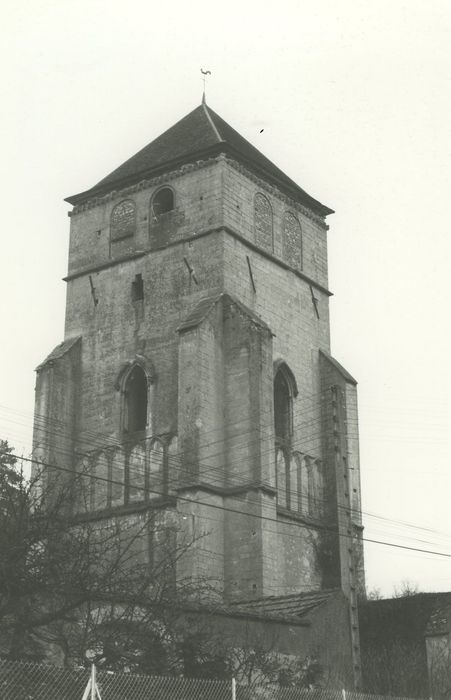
left=1, top=0, right=451, bottom=597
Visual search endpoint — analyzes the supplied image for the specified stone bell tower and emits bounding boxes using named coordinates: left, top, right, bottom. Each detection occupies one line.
left=33, top=101, right=365, bottom=686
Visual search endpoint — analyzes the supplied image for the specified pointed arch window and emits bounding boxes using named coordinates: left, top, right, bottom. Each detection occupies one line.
left=274, top=371, right=291, bottom=443
left=274, top=362, right=298, bottom=511
left=273, top=362, right=297, bottom=445
left=123, top=365, right=148, bottom=434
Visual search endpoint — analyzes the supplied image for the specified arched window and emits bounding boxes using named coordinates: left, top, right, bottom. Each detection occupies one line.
left=110, top=199, right=136, bottom=241
left=283, top=212, right=303, bottom=270
left=151, top=187, right=174, bottom=218
left=274, top=363, right=298, bottom=510
left=273, top=363, right=297, bottom=444
left=92, top=452, right=109, bottom=511
left=254, top=193, right=273, bottom=252
left=74, top=456, right=90, bottom=513
left=128, top=444, right=146, bottom=502
left=149, top=439, right=164, bottom=500
left=110, top=448, right=125, bottom=506
left=167, top=436, right=178, bottom=494
left=303, top=456, right=312, bottom=516
left=276, top=447, right=288, bottom=509
left=123, top=365, right=148, bottom=434
left=274, top=371, right=291, bottom=442
left=310, top=459, right=324, bottom=519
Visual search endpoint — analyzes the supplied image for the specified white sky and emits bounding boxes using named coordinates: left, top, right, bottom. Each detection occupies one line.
left=1, top=0, right=451, bottom=597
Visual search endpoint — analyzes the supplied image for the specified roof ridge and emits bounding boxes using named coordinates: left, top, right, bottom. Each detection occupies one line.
left=202, top=103, right=223, bottom=143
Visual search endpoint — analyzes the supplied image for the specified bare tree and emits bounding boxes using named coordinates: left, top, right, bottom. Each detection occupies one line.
left=0, top=440, right=329, bottom=687
left=366, top=587, right=383, bottom=601
left=177, top=618, right=324, bottom=689
left=0, top=440, right=211, bottom=666
left=393, top=580, right=420, bottom=598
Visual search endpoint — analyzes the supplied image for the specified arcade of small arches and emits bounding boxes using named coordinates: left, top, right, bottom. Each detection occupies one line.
left=77, top=359, right=323, bottom=519
left=74, top=435, right=178, bottom=514
left=276, top=449, right=324, bottom=519
left=273, top=362, right=324, bottom=519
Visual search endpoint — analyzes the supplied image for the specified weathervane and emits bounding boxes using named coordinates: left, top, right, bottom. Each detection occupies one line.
left=200, top=68, right=211, bottom=104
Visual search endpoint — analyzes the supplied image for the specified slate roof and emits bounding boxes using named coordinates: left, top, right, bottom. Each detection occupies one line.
left=35, top=337, right=81, bottom=371
left=319, top=350, right=358, bottom=386
left=228, top=589, right=339, bottom=621
left=177, top=292, right=273, bottom=334
left=66, top=103, right=333, bottom=217
left=177, top=589, right=339, bottom=625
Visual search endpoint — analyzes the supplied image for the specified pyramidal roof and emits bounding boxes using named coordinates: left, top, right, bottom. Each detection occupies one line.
left=66, top=103, right=333, bottom=216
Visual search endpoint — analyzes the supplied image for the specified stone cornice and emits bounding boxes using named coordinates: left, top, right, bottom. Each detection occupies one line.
left=68, top=153, right=329, bottom=231
left=69, top=156, right=222, bottom=216
left=72, top=495, right=177, bottom=523
left=63, top=224, right=332, bottom=297
left=176, top=481, right=277, bottom=498
left=276, top=505, right=330, bottom=530
left=224, top=157, right=329, bottom=230
left=64, top=250, right=146, bottom=281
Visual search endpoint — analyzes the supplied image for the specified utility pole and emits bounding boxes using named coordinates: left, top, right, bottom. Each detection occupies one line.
left=81, top=664, right=102, bottom=700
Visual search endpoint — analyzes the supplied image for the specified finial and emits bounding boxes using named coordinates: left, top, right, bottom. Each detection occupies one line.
left=200, top=68, right=211, bottom=104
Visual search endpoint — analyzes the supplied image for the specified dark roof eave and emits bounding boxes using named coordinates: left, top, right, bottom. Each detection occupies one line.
left=65, top=144, right=334, bottom=217
left=225, top=143, right=334, bottom=217
left=64, top=143, right=225, bottom=205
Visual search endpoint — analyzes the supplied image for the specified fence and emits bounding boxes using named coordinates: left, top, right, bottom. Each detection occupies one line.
left=0, top=659, right=425, bottom=700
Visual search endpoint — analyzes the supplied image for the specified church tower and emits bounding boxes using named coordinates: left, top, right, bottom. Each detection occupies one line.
left=33, top=102, right=364, bottom=686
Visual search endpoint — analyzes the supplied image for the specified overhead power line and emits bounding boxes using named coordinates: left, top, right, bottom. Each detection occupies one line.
left=7, top=451, right=451, bottom=562
left=2, top=404, right=450, bottom=544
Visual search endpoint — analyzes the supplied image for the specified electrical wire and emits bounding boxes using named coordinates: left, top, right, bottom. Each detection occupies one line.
left=2, top=405, right=450, bottom=546
left=7, top=450, right=451, bottom=563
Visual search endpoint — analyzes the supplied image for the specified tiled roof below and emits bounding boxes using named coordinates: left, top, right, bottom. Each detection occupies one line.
left=177, top=293, right=272, bottom=334
left=177, top=294, right=220, bottom=333
left=36, top=337, right=81, bottom=371
left=228, top=589, right=339, bottom=621
left=319, top=350, right=357, bottom=385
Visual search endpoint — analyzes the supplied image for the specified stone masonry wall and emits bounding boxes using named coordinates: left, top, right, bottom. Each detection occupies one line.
left=222, top=159, right=329, bottom=289
left=32, top=340, right=81, bottom=493
left=222, top=232, right=331, bottom=461
left=64, top=234, right=224, bottom=451
left=67, top=160, right=223, bottom=277
left=57, top=153, right=348, bottom=603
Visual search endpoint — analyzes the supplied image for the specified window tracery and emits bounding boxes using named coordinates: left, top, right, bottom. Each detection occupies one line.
left=254, top=193, right=273, bottom=251
left=283, top=212, right=303, bottom=270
